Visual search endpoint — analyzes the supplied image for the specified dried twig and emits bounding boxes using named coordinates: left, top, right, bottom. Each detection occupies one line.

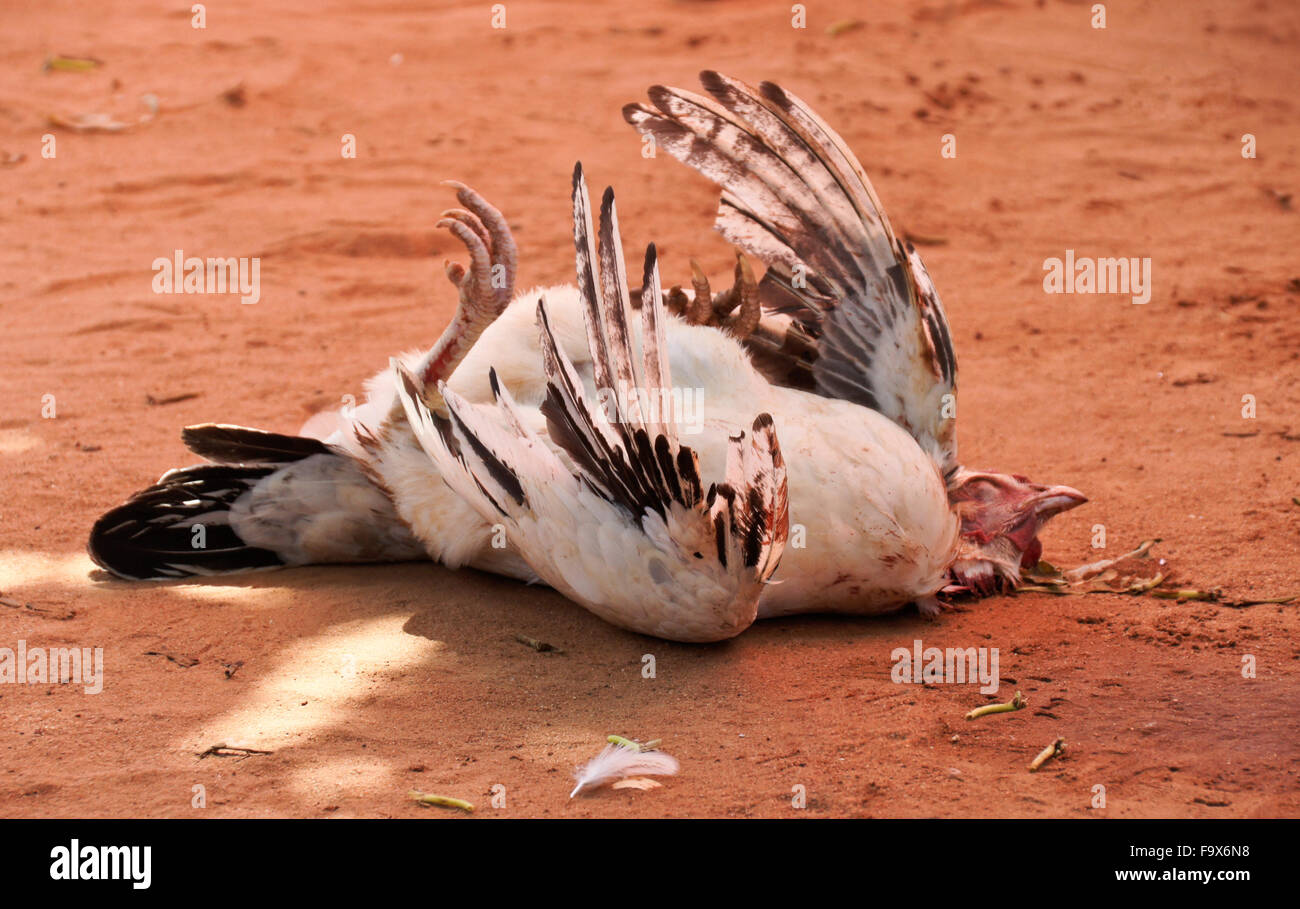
left=514, top=633, right=562, bottom=653
left=197, top=743, right=272, bottom=759
left=1029, top=738, right=1066, bottom=772
left=145, top=392, right=200, bottom=407
left=826, top=18, right=865, bottom=36
left=1150, top=588, right=1296, bottom=608
left=1062, top=539, right=1158, bottom=583
left=0, top=596, right=76, bottom=620
left=145, top=650, right=198, bottom=668
left=1017, top=540, right=1294, bottom=607
left=1219, top=595, right=1296, bottom=609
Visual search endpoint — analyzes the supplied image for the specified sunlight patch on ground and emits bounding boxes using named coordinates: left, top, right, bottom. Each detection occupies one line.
left=164, top=580, right=289, bottom=605
left=0, top=550, right=97, bottom=590
left=0, top=550, right=291, bottom=608
left=181, top=614, right=444, bottom=752
left=0, top=430, right=41, bottom=455
left=283, top=755, right=403, bottom=808
left=0, top=548, right=308, bottom=606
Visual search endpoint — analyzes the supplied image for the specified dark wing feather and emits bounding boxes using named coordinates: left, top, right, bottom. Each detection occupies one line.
left=391, top=169, right=789, bottom=641
left=624, top=71, right=959, bottom=475
left=182, top=423, right=331, bottom=464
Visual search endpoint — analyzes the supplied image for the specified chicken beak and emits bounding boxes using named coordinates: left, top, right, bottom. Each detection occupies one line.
left=1030, top=485, right=1088, bottom=520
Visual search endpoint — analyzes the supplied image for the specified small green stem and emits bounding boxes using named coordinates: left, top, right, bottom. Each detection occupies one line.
left=409, top=790, right=474, bottom=813
left=606, top=735, right=662, bottom=752
left=964, top=691, right=1026, bottom=720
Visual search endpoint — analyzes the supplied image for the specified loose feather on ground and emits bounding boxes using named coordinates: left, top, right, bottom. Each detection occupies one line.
left=570, top=744, right=680, bottom=797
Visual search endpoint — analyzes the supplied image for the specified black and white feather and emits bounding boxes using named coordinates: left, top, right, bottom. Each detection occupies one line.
left=88, top=424, right=423, bottom=579
left=624, top=70, right=959, bottom=475
left=393, top=164, right=789, bottom=642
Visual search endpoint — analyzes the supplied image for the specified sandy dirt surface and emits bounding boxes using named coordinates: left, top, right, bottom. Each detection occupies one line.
left=1, top=0, right=1298, bottom=818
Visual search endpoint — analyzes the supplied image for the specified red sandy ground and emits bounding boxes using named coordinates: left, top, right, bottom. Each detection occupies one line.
left=1, top=0, right=1297, bottom=818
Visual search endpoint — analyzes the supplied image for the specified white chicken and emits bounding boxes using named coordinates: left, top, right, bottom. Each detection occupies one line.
left=89, top=72, right=1085, bottom=642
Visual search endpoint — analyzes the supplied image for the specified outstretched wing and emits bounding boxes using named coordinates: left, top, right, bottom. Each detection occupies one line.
left=394, top=165, right=788, bottom=642
left=624, top=70, right=958, bottom=476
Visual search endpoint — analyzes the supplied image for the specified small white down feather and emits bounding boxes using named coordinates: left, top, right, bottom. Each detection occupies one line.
left=570, top=745, right=680, bottom=798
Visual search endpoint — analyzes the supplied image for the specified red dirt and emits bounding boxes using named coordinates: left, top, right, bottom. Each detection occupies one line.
left=1, top=0, right=1297, bottom=818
